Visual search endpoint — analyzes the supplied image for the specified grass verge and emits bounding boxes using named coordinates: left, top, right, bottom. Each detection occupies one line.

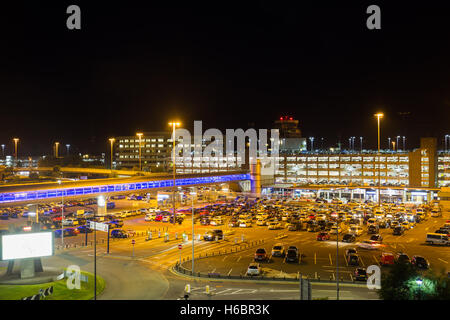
left=0, top=271, right=105, bottom=300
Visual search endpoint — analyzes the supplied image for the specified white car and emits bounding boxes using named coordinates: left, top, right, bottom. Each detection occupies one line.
left=247, top=263, right=261, bottom=276
left=62, top=219, right=78, bottom=226
left=256, top=219, right=267, bottom=226
left=147, top=208, right=159, bottom=213
left=330, top=226, right=342, bottom=234
left=210, top=218, right=224, bottom=226
left=268, top=222, right=282, bottom=230
left=239, top=220, right=252, bottom=228
left=349, top=226, right=363, bottom=236
left=145, top=214, right=155, bottom=221
left=357, top=240, right=378, bottom=250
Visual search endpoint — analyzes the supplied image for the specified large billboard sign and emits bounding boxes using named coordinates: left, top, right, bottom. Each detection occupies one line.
left=1, top=232, right=54, bottom=260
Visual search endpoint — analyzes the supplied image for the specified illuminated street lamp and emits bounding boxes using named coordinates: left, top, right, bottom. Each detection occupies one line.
left=109, top=138, right=115, bottom=170
left=309, top=137, right=314, bottom=152
left=136, top=133, right=143, bottom=171
left=190, top=189, right=196, bottom=275
left=392, top=141, right=396, bottom=152
left=374, top=113, right=383, bottom=206
left=416, top=278, right=423, bottom=300
left=13, top=138, right=19, bottom=166
left=58, top=179, right=64, bottom=248
left=66, top=144, right=70, bottom=155
left=360, top=137, right=363, bottom=152
left=388, top=137, right=391, bottom=151
left=1, top=144, right=4, bottom=158
left=169, top=122, right=181, bottom=225
left=54, top=142, right=60, bottom=158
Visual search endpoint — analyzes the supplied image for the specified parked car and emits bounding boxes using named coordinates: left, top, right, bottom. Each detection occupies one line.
left=411, top=256, right=429, bottom=269
left=396, top=252, right=411, bottom=264
left=203, top=229, right=223, bottom=241
left=348, top=254, right=359, bottom=266
left=254, top=248, right=269, bottom=262
left=426, top=233, right=450, bottom=245
left=76, top=225, right=93, bottom=233
left=370, top=234, right=383, bottom=243
left=271, top=244, right=285, bottom=257
left=342, top=233, right=356, bottom=243
left=247, top=263, right=261, bottom=276
left=393, top=226, right=404, bottom=235
left=354, top=268, right=368, bottom=281
left=110, top=229, right=129, bottom=238
left=368, top=224, right=379, bottom=234
left=285, top=249, right=299, bottom=263
left=380, top=252, right=395, bottom=266
left=268, top=222, right=282, bottom=230
left=317, top=232, right=330, bottom=241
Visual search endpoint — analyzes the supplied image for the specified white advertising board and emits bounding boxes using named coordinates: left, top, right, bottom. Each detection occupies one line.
left=88, top=221, right=109, bottom=232
left=2, top=232, right=53, bottom=260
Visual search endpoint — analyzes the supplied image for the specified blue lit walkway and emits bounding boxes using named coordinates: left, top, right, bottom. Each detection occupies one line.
left=0, top=173, right=250, bottom=204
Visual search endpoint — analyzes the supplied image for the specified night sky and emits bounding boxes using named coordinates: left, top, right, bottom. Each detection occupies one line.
left=1, top=1, right=450, bottom=156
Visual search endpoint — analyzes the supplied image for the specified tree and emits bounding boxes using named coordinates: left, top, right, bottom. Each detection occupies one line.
left=379, top=261, right=420, bottom=300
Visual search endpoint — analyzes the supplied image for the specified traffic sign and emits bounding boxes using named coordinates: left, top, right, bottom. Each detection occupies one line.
left=88, top=221, right=109, bottom=232
left=178, top=244, right=182, bottom=250
left=131, top=239, right=135, bottom=245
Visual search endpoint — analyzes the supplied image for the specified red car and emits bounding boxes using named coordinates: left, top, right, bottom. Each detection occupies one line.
left=155, top=215, right=163, bottom=221
left=254, top=248, right=269, bottom=261
left=317, top=232, right=330, bottom=241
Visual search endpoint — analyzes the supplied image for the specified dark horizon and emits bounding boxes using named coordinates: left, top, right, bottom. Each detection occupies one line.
left=1, top=2, right=450, bottom=156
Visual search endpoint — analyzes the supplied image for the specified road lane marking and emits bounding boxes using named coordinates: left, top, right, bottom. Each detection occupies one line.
left=314, top=252, right=317, bottom=265
left=222, top=256, right=228, bottom=262
left=236, top=256, right=242, bottom=262
left=329, top=253, right=333, bottom=265
left=438, top=258, right=448, bottom=264
left=227, top=269, right=233, bottom=276
left=359, top=256, right=365, bottom=267
left=372, top=255, right=380, bottom=265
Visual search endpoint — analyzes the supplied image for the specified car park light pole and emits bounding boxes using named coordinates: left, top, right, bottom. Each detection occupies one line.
left=336, top=225, right=339, bottom=300
left=109, top=138, right=115, bottom=170
left=13, top=138, right=19, bottom=167
left=190, top=190, right=196, bottom=275
left=169, top=122, right=181, bottom=225
left=374, top=113, right=383, bottom=206
left=58, top=180, right=64, bottom=248
left=136, top=133, right=143, bottom=171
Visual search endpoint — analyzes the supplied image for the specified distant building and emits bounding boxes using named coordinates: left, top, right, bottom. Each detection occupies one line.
left=115, top=132, right=172, bottom=170
left=273, top=116, right=307, bottom=153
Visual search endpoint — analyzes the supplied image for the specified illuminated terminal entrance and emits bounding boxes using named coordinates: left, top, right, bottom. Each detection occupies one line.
left=262, top=185, right=439, bottom=204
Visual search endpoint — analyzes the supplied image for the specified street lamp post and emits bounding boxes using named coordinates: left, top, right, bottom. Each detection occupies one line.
left=169, top=122, right=181, bottom=225
left=54, top=142, right=60, bottom=158
left=190, top=190, right=196, bottom=275
left=136, top=133, right=143, bottom=171
left=1, top=144, right=4, bottom=158
left=388, top=137, right=391, bottom=151
left=66, top=144, right=70, bottom=155
left=392, top=141, right=396, bottom=152
left=402, top=136, right=406, bottom=151
left=309, top=137, right=314, bottom=152
left=396, top=136, right=400, bottom=151
left=445, top=135, right=450, bottom=152
left=374, top=113, right=384, bottom=206
left=360, top=137, right=363, bottom=152
left=58, top=180, right=64, bottom=248
left=109, top=138, right=115, bottom=170
left=13, top=138, right=19, bottom=166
